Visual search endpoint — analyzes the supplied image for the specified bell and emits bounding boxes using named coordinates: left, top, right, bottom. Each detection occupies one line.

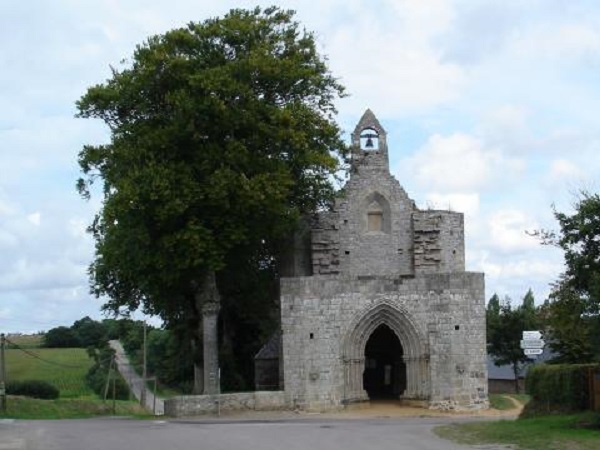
left=365, top=136, right=374, bottom=148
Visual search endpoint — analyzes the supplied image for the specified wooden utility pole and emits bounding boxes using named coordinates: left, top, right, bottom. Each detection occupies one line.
left=0, top=333, right=6, bottom=412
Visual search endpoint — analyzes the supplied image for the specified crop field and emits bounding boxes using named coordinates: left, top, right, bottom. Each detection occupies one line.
left=5, top=347, right=95, bottom=398
left=5, top=334, right=44, bottom=348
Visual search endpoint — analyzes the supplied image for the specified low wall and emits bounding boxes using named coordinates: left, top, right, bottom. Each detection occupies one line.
left=164, top=391, right=287, bottom=417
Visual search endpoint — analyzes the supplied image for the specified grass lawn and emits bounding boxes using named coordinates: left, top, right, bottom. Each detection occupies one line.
left=5, top=347, right=95, bottom=398
left=435, top=413, right=600, bottom=450
left=489, top=393, right=530, bottom=410
left=0, top=397, right=148, bottom=419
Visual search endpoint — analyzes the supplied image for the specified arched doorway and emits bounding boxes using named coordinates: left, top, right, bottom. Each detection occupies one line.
left=363, top=324, right=406, bottom=399
left=342, top=302, right=430, bottom=404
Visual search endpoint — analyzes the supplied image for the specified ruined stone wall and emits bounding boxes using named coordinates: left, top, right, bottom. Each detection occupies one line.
left=413, top=211, right=465, bottom=274
left=311, top=211, right=341, bottom=275
left=280, top=273, right=488, bottom=411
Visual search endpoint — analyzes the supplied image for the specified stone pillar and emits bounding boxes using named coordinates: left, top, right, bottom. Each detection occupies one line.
left=203, top=301, right=220, bottom=395
left=196, top=271, right=221, bottom=396
left=404, top=356, right=417, bottom=398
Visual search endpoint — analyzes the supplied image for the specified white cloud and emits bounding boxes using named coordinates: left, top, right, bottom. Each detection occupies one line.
left=514, top=23, right=600, bottom=61
left=406, top=133, right=525, bottom=192
left=487, top=209, right=540, bottom=253
left=27, top=212, right=41, bottom=226
left=327, top=1, right=465, bottom=117
left=423, top=192, right=480, bottom=216
left=483, top=258, right=561, bottom=280
left=548, top=159, right=584, bottom=182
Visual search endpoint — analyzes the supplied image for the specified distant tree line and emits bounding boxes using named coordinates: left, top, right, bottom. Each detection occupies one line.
left=43, top=313, right=269, bottom=394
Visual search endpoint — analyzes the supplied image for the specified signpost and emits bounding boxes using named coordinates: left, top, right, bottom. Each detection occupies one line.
left=524, top=348, right=543, bottom=356
left=520, top=339, right=545, bottom=349
left=521, top=330, right=545, bottom=359
left=523, top=331, right=542, bottom=340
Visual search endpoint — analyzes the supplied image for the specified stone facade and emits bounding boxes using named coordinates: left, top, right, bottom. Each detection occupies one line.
left=279, top=110, right=488, bottom=411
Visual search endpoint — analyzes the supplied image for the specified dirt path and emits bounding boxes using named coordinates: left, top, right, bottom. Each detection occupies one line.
left=108, top=340, right=164, bottom=415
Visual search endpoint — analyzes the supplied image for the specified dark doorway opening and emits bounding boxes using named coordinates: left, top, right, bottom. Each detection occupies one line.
left=363, top=324, right=406, bottom=399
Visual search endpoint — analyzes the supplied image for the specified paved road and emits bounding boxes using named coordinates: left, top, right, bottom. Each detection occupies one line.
left=108, top=340, right=164, bottom=415
left=0, top=416, right=510, bottom=450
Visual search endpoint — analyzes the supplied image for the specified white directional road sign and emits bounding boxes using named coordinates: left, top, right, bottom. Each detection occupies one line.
left=524, top=348, right=543, bottom=356
left=520, top=339, right=545, bottom=349
left=523, top=330, right=542, bottom=340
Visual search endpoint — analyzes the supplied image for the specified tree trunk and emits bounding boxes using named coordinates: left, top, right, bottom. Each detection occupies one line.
left=512, top=363, right=520, bottom=394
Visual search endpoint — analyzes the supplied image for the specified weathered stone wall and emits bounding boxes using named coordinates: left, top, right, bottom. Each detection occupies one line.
left=413, top=211, right=465, bottom=274
left=311, top=211, right=341, bottom=275
left=311, top=176, right=417, bottom=277
left=280, top=273, right=488, bottom=411
left=164, top=391, right=287, bottom=417
left=337, top=174, right=416, bottom=276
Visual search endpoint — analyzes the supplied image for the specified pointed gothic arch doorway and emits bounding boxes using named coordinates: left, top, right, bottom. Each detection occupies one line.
left=363, top=324, right=406, bottom=399
left=342, top=302, right=430, bottom=404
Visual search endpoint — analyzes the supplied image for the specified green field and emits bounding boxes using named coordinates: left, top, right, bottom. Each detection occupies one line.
left=435, top=413, right=600, bottom=450
left=0, top=397, right=147, bottom=420
left=5, top=347, right=95, bottom=398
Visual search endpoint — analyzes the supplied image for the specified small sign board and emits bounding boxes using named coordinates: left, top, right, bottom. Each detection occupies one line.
left=520, top=339, right=545, bottom=349
left=523, top=330, right=542, bottom=340
left=524, top=348, right=543, bottom=356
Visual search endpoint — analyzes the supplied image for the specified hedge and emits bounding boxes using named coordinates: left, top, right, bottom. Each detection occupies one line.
left=525, top=363, right=600, bottom=413
left=6, top=380, right=60, bottom=399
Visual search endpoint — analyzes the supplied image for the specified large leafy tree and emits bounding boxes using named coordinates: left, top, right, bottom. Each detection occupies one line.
left=533, top=192, right=600, bottom=362
left=76, top=7, right=346, bottom=390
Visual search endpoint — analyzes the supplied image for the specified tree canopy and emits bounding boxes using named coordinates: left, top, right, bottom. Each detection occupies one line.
left=533, top=192, right=600, bottom=363
left=535, top=192, right=600, bottom=312
left=76, top=6, right=347, bottom=325
left=486, top=291, right=540, bottom=393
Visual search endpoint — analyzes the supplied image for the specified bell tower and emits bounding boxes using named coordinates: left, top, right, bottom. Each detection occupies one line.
left=350, top=109, right=389, bottom=173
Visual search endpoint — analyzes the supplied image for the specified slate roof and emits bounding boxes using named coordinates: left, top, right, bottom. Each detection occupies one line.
left=487, top=347, right=555, bottom=380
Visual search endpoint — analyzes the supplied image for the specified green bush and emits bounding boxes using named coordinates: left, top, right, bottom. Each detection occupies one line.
left=6, top=380, right=60, bottom=399
left=525, top=364, right=600, bottom=413
left=85, top=350, right=130, bottom=400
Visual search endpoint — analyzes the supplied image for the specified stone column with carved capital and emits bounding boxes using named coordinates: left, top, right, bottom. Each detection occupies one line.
left=199, top=272, right=221, bottom=395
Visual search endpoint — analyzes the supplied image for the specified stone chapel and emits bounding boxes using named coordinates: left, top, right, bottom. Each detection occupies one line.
left=271, top=109, right=488, bottom=410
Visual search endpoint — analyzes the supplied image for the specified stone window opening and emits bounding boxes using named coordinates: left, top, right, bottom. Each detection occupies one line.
left=367, top=201, right=384, bottom=233
left=368, top=211, right=383, bottom=232
left=363, top=192, right=391, bottom=234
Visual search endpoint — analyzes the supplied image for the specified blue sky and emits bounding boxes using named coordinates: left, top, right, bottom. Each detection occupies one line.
left=1, top=0, right=599, bottom=333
